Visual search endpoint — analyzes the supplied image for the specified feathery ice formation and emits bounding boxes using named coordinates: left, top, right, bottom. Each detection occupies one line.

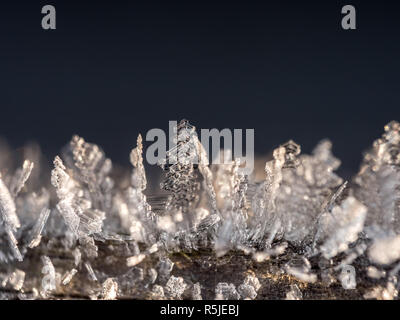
left=1, top=120, right=400, bottom=300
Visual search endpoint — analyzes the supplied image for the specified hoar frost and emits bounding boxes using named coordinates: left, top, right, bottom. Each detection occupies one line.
left=1, top=120, right=400, bottom=300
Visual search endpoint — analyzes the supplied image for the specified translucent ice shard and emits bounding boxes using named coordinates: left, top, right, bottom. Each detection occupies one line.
left=250, top=146, right=285, bottom=245
left=124, top=134, right=155, bottom=244
left=9, top=160, right=34, bottom=197
left=51, top=152, right=106, bottom=242
left=158, top=120, right=222, bottom=249
left=316, top=197, right=367, bottom=259
left=28, top=207, right=51, bottom=248
left=147, top=268, right=158, bottom=284
left=157, top=257, right=174, bottom=283
left=65, top=135, right=113, bottom=211
left=84, top=262, right=98, bottom=282
left=250, top=139, right=343, bottom=246
left=130, top=134, right=147, bottom=191
left=0, top=176, right=22, bottom=261
left=61, top=268, right=78, bottom=286
left=41, top=256, right=56, bottom=296
left=214, top=154, right=249, bottom=256
left=51, top=156, right=81, bottom=235
left=160, top=120, right=201, bottom=219
left=196, top=138, right=218, bottom=214
left=126, top=253, right=146, bottom=267
left=0, top=177, right=20, bottom=231
left=354, top=121, right=400, bottom=234
left=285, top=284, right=302, bottom=300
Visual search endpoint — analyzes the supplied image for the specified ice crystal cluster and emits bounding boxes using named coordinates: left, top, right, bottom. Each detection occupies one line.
left=1, top=120, right=400, bottom=300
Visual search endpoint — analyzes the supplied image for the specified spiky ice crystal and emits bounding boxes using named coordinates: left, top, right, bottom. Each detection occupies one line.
left=1, top=120, right=400, bottom=300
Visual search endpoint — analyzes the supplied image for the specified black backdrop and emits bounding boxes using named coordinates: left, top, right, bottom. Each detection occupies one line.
left=1, top=0, right=400, bottom=176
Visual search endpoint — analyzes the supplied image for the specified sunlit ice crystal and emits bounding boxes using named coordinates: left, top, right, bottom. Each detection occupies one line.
left=214, top=152, right=249, bottom=256
left=276, top=139, right=344, bottom=244
left=124, top=134, right=156, bottom=244
left=0, top=177, right=20, bottom=232
left=316, top=196, right=367, bottom=259
left=158, top=119, right=221, bottom=250
left=61, top=268, right=78, bottom=286
left=249, top=145, right=285, bottom=246
left=249, top=139, right=343, bottom=247
left=160, top=120, right=201, bottom=216
left=354, top=121, right=400, bottom=234
left=40, top=256, right=56, bottom=297
left=51, top=136, right=108, bottom=240
left=62, top=135, right=113, bottom=213
left=28, top=207, right=51, bottom=249
left=0, top=158, right=35, bottom=261
left=4, top=118, right=400, bottom=300
left=9, top=160, right=34, bottom=198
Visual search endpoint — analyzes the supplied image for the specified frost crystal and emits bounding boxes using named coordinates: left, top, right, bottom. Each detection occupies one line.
left=215, top=283, right=240, bottom=300
left=3, top=120, right=400, bottom=300
left=28, top=208, right=51, bottom=248
left=61, top=268, right=77, bottom=286
left=237, top=274, right=260, bottom=300
left=41, top=256, right=56, bottom=296
left=160, top=120, right=201, bottom=219
left=124, top=134, right=155, bottom=243
left=214, top=154, right=249, bottom=256
left=285, top=284, right=302, bottom=300
left=354, top=121, right=400, bottom=233
left=368, top=235, right=400, bottom=265
left=192, top=282, right=202, bottom=300
left=0, top=176, right=22, bottom=261
left=165, top=276, right=187, bottom=299
left=127, top=253, right=146, bottom=267
left=101, top=278, right=118, bottom=300
left=85, top=262, right=98, bottom=282
left=6, top=269, right=25, bottom=291
left=151, top=285, right=165, bottom=299
left=10, top=160, right=34, bottom=197
left=158, top=257, right=174, bottom=282
left=316, top=197, right=367, bottom=259
left=285, top=258, right=317, bottom=283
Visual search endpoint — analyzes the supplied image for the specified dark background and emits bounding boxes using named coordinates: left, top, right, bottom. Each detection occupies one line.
left=1, top=0, right=400, bottom=176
